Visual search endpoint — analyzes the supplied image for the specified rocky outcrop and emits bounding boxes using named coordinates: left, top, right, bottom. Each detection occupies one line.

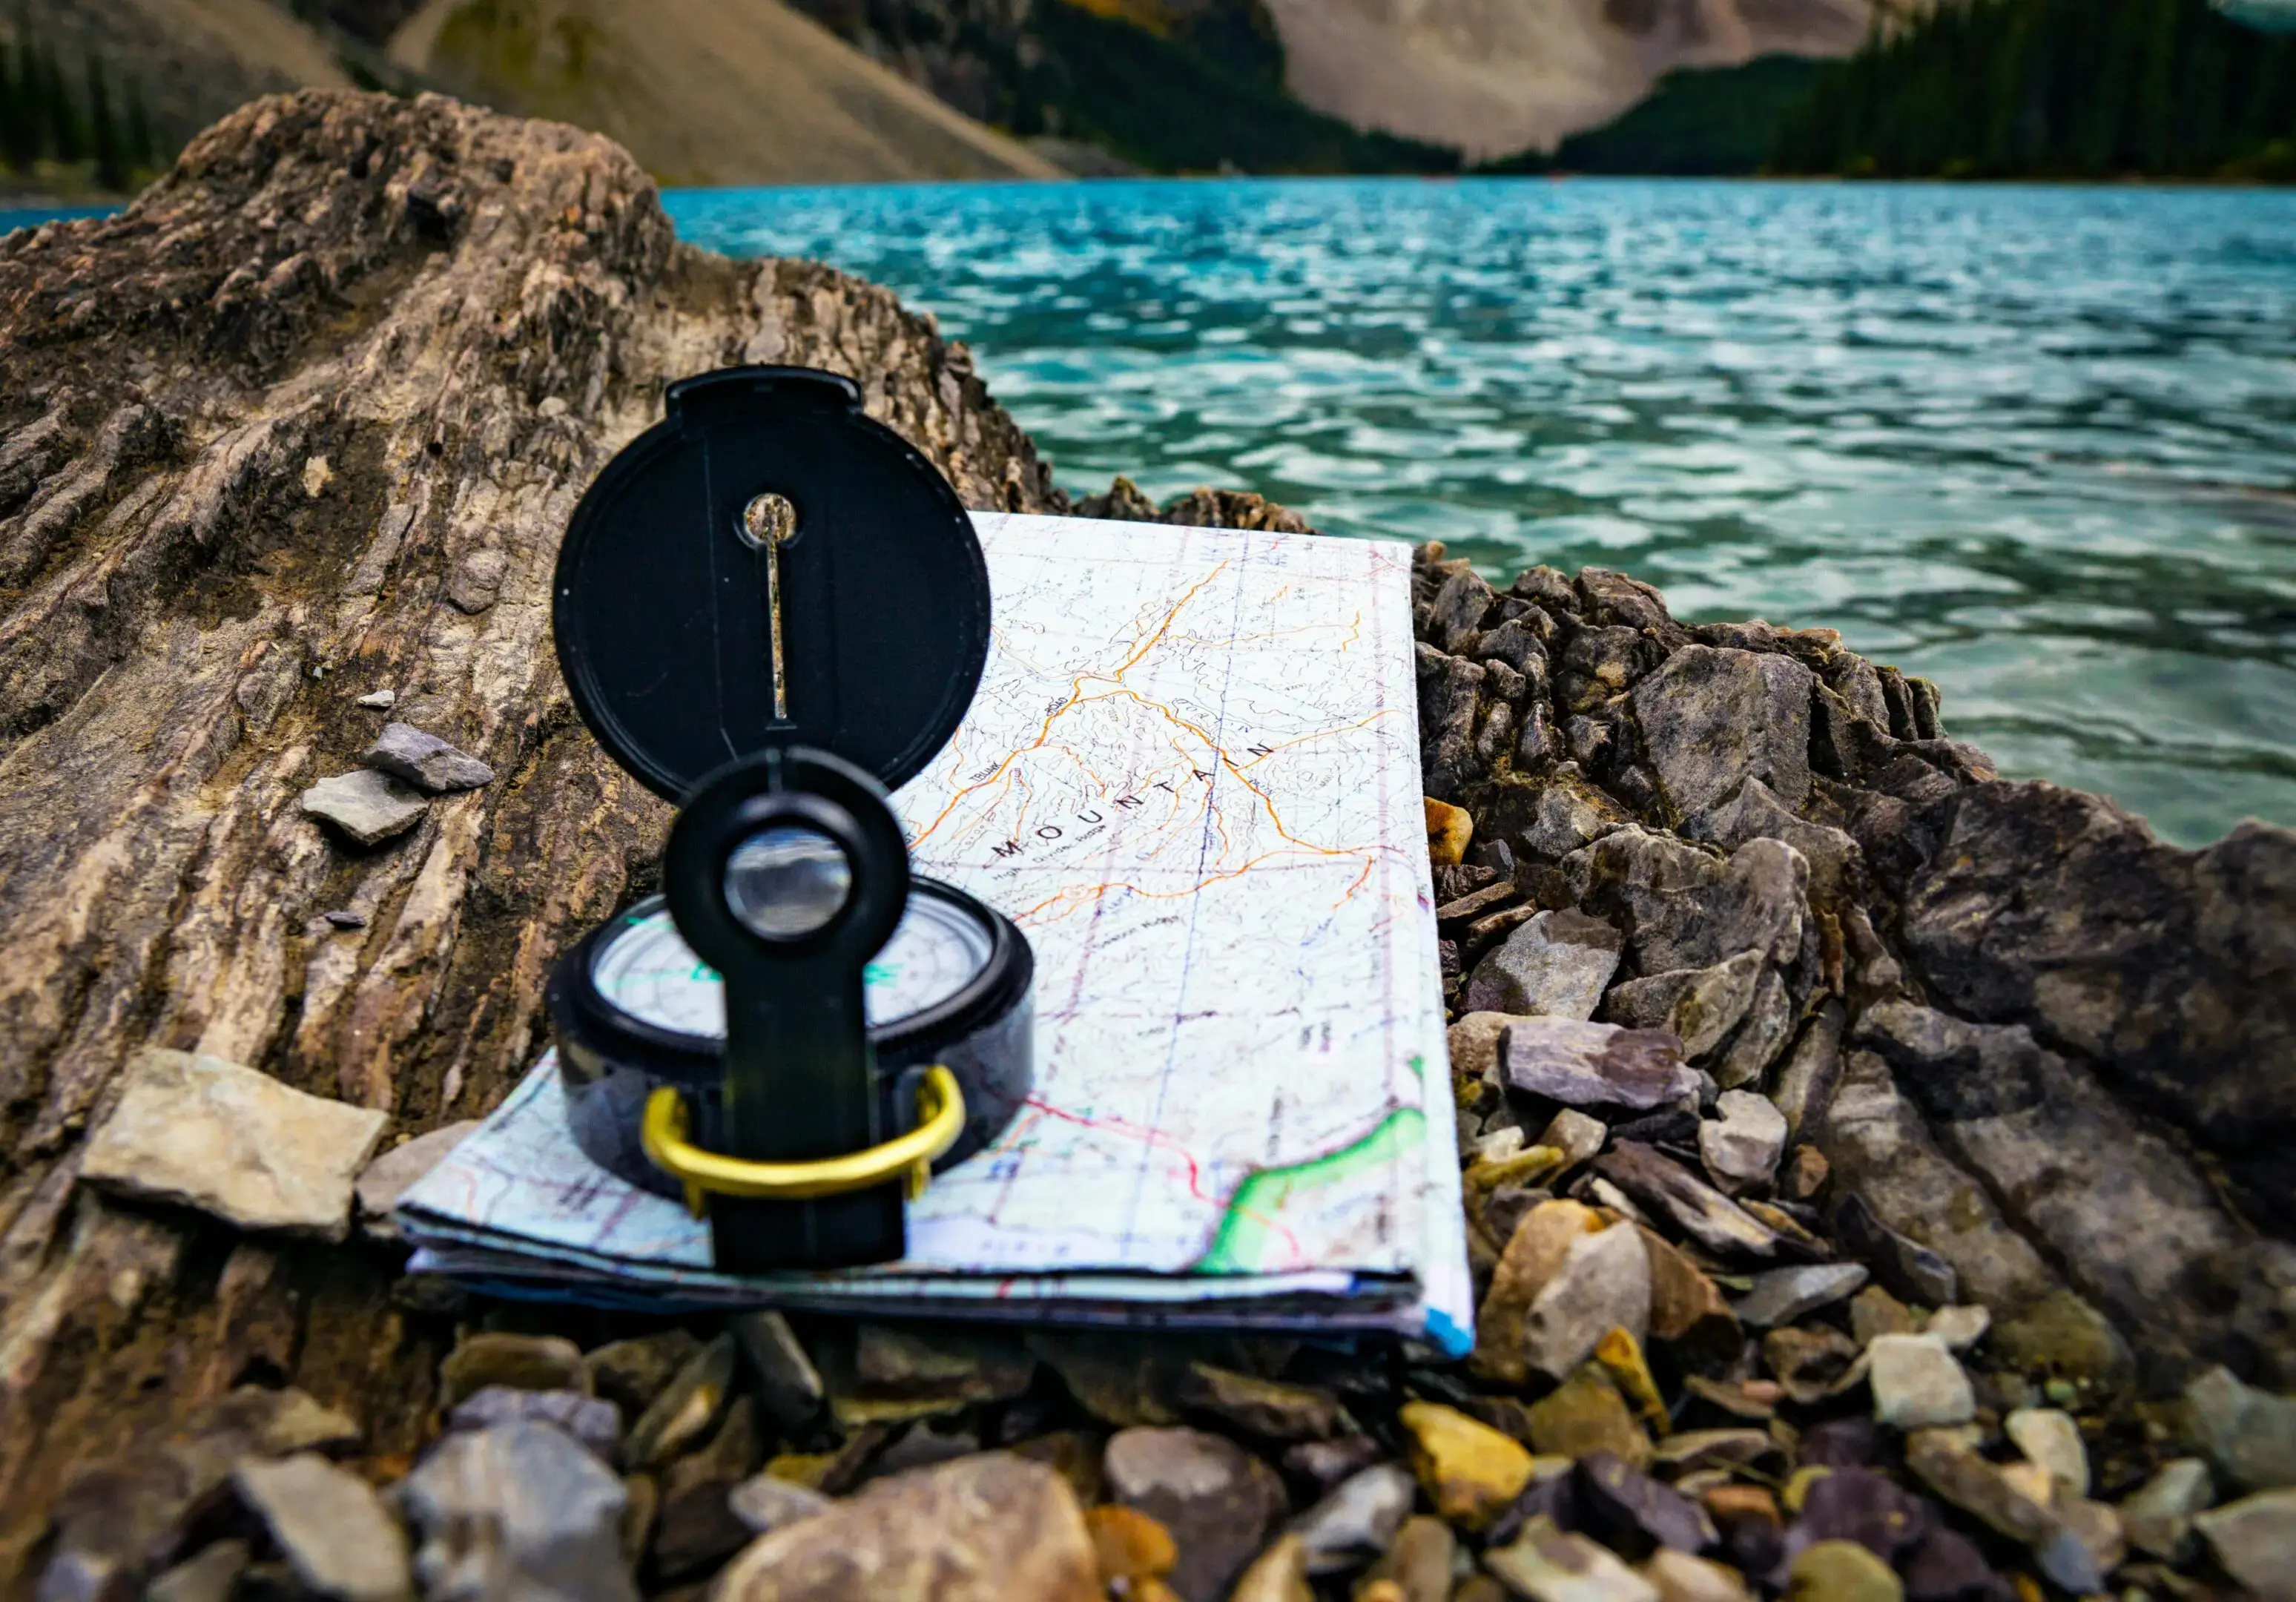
left=1408, top=544, right=2296, bottom=1391
left=0, top=87, right=1063, bottom=1580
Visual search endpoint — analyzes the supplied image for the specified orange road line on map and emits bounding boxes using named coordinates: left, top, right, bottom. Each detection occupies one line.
left=1005, top=843, right=1389, bottom=925
left=908, top=564, right=1230, bottom=848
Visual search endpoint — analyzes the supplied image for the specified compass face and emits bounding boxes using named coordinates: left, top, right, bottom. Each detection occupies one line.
left=591, top=888, right=995, bottom=1039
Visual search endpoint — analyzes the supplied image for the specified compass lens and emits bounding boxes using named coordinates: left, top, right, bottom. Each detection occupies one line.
left=723, top=825, right=851, bottom=940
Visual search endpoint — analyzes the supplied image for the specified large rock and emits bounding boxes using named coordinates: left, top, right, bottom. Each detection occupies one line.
left=1855, top=999, right=2263, bottom=1378
left=231, top=1454, right=412, bottom=1602
left=77, top=1047, right=389, bottom=1242
left=712, top=1452, right=1098, bottom=1602
left=2191, top=1489, right=2296, bottom=1598
left=1601, top=952, right=1764, bottom=1061
left=39, top=1387, right=362, bottom=1602
left=1519, top=1224, right=1652, bottom=1384
left=1896, top=782, right=2296, bottom=1227
left=1104, top=1427, right=1287, bottom=1602
left=1815, top=1052, right=2129, bottom=1384
left=395, top=1421, right=634, bottom=1602
left=1629, top=646, right=1814, bottom=820
left=1465, top=910, right=1623, bottom=1019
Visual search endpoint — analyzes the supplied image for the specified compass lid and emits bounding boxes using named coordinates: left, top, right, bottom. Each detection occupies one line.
left=552, top=366, right=992, bottom=802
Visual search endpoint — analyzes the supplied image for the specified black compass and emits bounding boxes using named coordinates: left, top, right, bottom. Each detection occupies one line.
left=545, top=366, right=1034, bottom=1273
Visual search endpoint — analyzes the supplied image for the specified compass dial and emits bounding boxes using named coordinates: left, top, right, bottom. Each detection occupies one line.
left=592, top=888, right=996, bottom=1039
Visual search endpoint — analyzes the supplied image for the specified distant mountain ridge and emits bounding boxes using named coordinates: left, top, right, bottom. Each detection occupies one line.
left=386, top=0, right=1062, bottom=183
left=780, top=0, right=1457, bottom=171
left=1262, top=0, right=1873, bottom=159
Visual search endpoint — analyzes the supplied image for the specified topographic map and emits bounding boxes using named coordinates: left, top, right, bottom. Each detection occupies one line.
left=400, top=514, right=1470, bottom=1348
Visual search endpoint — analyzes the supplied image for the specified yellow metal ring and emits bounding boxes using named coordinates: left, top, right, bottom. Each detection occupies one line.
left=641, top=1064, right=966, bottom=1219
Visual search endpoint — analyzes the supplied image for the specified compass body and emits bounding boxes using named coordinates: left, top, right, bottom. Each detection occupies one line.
left=550, top=884, right=1032, bottom=1203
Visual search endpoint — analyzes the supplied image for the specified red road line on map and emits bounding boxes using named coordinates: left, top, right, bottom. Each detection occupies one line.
left=1020, top=1095, right=1307, bottom=1263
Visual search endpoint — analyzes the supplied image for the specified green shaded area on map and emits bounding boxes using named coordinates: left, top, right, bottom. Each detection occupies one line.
left=1195, top=1103, right=1426, bottom=1273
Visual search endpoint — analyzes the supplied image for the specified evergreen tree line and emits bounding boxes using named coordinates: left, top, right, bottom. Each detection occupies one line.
left=1774, top=0, right=2296, bottom=179
left=1, top=12, right=167, bottom=191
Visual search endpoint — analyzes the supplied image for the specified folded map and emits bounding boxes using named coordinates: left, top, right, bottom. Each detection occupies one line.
left=398, top=512, right=1471, bottom=1351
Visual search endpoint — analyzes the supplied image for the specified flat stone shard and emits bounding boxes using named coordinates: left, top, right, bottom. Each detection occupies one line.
left=1830, top=1193, right=1959, bottom=1310
left=359, top=721, right=496, bottom=793
left=299, top=767, right=429, bottom=844
left=354, top=1120, right=481, bottom=1237
left=1479, top=1199, right=1606, bottom=1385
left=1399, top=1400, right=1537, bottom=1532
left=1484, top=1514, right=1660, bottom=1602
left=1176, top=1362, right=1347, bottom=1443
left=1465, top=910, right=1625, bottom=1019
left=231, top=1453, right=412, bottom=1602
left=2005, top=1407, right=2088, bottom=1497
left=395, top=1422, right=633, bottom=1602
left=78, top=1048, right=388, bottom=1242
left=1867, top=1335, right=1975, bottom=1431
left=446, top=1388, right=621, bottom=1466
left=1227, top=1532, right=1313, bottom=1602
left=731, top=1311, right=827, bottom=1431
left=725, top=1453, right=1102, bottom=1602
left=1595, top=1142, right=1779, bottom=1260
left=1500, top=1019, right=1699, bottom=1112
left=441, top=1333, right=591, bottom=1408
left=2119, top=1457, right=2211, bottom=1561
left=1731, top=1263, right=1869, bottom=1328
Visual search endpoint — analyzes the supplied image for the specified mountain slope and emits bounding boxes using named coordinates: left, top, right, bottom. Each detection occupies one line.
left=389, top=0, right=1065, bottom=183
left=9, top=0, right=355, bottom=152
left=1261, top=0, right=1871, bottom=159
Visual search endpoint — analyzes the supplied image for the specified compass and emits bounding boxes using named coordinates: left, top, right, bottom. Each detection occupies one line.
left=544, top=366, right=1035, bottom=1273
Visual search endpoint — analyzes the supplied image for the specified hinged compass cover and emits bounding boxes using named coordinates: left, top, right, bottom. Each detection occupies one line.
left=552, top=366, right=992, bottom=800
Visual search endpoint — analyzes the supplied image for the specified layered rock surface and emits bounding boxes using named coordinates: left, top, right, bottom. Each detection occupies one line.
left=1412, top=545, right=2296, bottom=1389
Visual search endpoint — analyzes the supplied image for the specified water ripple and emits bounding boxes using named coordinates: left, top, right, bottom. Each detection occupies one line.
left=669, top=177, right=2296, bottom=846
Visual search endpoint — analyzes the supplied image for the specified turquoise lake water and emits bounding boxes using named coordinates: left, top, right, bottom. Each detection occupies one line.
left=670, top=179, right=2296, bottom=848
left=10, top=180, right=2292, bottom=846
